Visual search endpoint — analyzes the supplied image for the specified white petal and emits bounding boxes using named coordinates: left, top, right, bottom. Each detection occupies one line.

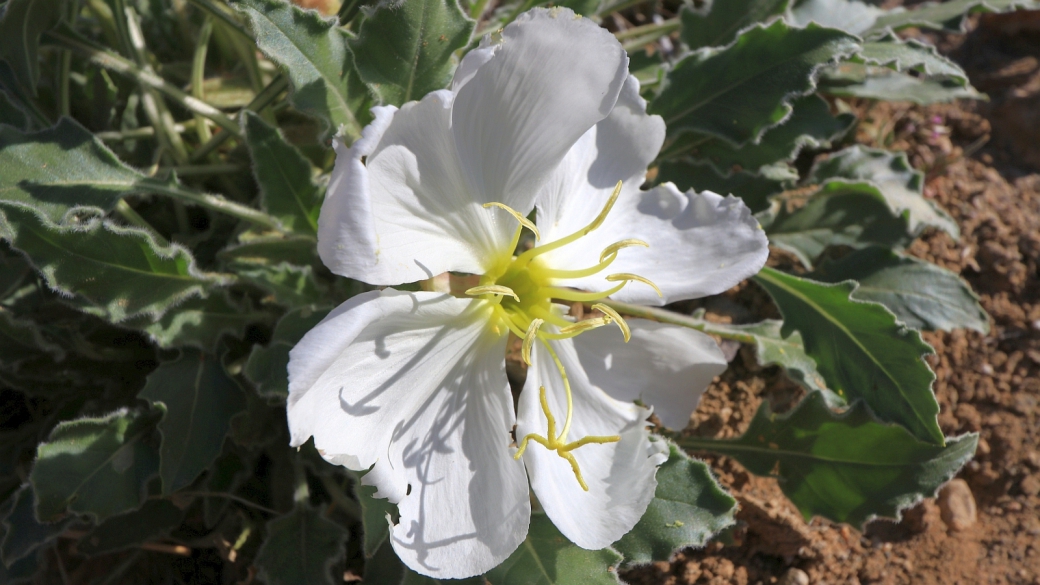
left=517, top=337, right=666, bottom=549
left=318, top=93, right=511, bottom=285
left=572, top=321, right=727, bottom=430
left=542, top=182, right=769, bottom=305
left=286, top=290, right=529, bottom=578
left=451, top=7, right=629, bottom=214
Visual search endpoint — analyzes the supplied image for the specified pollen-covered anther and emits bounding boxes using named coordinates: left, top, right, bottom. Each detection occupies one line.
left=521, top=318, right=544, bottom=366
left=484, top=201, right=540, bottom=241
left=590, top=303, right=630, bottom=342
left=556, top=317, right=610, bottom=337
left=599, top=239, right=648, bottom=263
left=606, top=273, right=663, bottom=297
left=465, top=284, right=520, bottom=302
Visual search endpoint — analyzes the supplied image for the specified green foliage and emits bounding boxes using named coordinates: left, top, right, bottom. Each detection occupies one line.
left=1, top=485, right=70, bottom=566
left=245, top=306, right=330, bottom=399
left=754, top=267, right=943, bottom=445
left=124, top=292, right=271, bottom=352
left=682, top=392, right=978, bottom=526
left=764, top=180, right=914, bottom=267
left=254, top=504, right=350, bottom=585
left=242, top=111, right=323, bottom=235
left=656, top=160, right=785, bottom=213
left=650, top=20, right=858, bottom=146
left=613, top=442, right=736, bottom=566
left=349, top=0, right=474, bottom=106
left=485, top=514, right=623, bottom=585
left=0, top=0, right=66, bottom=94
left=680, top=0, right=789, bottom=51
left=818, top=63, right=982, bottom=104
left=139, top=349, right=246, bottom=495
left=866, top=0, right=1040, bottom=34
left=0, top=205, right=230, bottom=322
left=77, top=499, right=184, bottom=556
left=857, top=36, right=970, bottom=85
left=810, top=247, right=989, bottom=333
left=30, top=406, right=162, bottom=521
left=234, top=0, right=372, bottom=138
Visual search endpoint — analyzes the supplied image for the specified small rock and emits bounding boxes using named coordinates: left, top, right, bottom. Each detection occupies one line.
left=1021, top=474, right=1040, bottom=497
left=938, top=479, right=977, bottom=531
left=780, top=568, right=810, bottom=585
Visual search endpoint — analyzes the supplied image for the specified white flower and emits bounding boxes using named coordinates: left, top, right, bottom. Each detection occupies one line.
left=287, top=7, right=768, bottom=579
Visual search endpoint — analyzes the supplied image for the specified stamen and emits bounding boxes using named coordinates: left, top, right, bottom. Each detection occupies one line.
left=521, top=319, right=543, bottom=366
left=543, top=282, right=626, bottom=303
left=599, top=239, right=648, bottom=263
left=584, top=180, right=623, bottom=234
left=511, top=181, right=624, bottom=269
left=591, top=303, right=631, bottom=342
left=606, top=273, right=663, bottom=297
left=546, top=317, right=610, bottom=339
left=465, top=285, right=520, bottom=302
left=484, top=202, right=540, bottom=241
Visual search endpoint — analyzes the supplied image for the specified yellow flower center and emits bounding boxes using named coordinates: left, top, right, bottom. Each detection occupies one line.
left=465, top=181, right=661, bottom=491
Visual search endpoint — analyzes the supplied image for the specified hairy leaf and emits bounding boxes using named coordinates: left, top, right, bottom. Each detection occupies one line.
left=819, top=64, right=982, bottom=105
left=0, top=91, right=30, bottom=131
left=656, top=160, right=785, bottom=213
left=139, top=349, right=246, bottom=495
left=0, top=485, right=70, bottom=566
left=124, top=292, right=269, bottom=352
left=77, top=499, right=184, bottom=556
left=665, top=94, right=854, bottom=174
left=242, top=112, right=322, bottom=235
left=231, top=263, right=328, bottom=307
left=254, top=504, right=350, bottom=585
left=753, top=267, right=943, bottom=444
left=857, top=35, right=969, bottom=85
left=650, top=20, right=858, bottom=146
left=245, top=306, right=330, bottom=399
left=787, top=0, right=884, bottom=34
left=682, top=392, right=977, bottom=525
left=235, top=0, right=372, bottom=138
left=0, top=308, right=65, bottom=373
left=867, top=0, right=1040, bottom=35
left=810, top=246, right=989, bottom=333
left=764, top=181, right=913, bottom=267
left=808, top=145, right=958, bottom=236
left=613, top=442, right=736, bottom=566
left=349, top=0, right=473, bottom=106
left=30, top=406, right=162, bottom=521
left=0, top=0, right=65, bottom=94
left=0, top=206, right=230, bottom=322
left=680, top=0, right=790, bottom=50
left=485, top=513, right=622, bottom=585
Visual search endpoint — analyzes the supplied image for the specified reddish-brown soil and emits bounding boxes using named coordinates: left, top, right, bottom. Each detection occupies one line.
left=622, top=12, right=1040, bottom=585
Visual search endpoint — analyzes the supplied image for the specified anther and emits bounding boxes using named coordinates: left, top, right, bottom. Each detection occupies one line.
left=599, top=239, right=649, bottom=263
left=591, top=303, right=630, bottom=342
left=606, top=273, right=663, bottom=297
left=584, top=181, right=623, bottom=235
left=522, top=319, right=544, bottom=366
left=556, top=317, right=610, bottom=337
left=484, top=202, right=540, bottom=241
left=465, top=285, right=520, bottom=302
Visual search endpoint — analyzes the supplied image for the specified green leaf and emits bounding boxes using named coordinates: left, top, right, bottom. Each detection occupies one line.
left=244, top=306, right=330, bottom=399
left=866, top=0, right=1039, bottom=35
left=349, top=0, right=473, bottom=106
left=0, top=205, right=230, bottom=322
left=254, top=504, right=350, bottom=585
left=650, top=20, right=858, bottom=146
left=30, top=406, right=162, bottom=521
left=0, top=91, right=30, bottom=131
left=123, top=292, right=270, bottom=352
left=139, top=349, right=246, bottom=495
left=786, top=0, right=884, bottom=35
left=218, top=234, right=322, bottom=267
left=682, top=392, right=978, bottom=526
left=819, top=63, right=982, bottom=105
left=857, top=35, right=969, bottom=85
left=242, top=112, right=323, bottom=235
left=232, top=262, right=329, bottom=307
left=0, top=308, right=65, bottom=373
left=0, top=0, right=65, bottom=95
left=613, top=442, right=735, bottom=566
left=234, top=0, right=372, bottom=139
left=0, top=549, right=36, bottom=583
left=680, top=0, right=789, bottom=50
left=485, top=514, right=622, bottom=585
left=809, top=246, right=989, bottom=333
left=764, top=181, right=913, bottom=267
left=1, top=485, right=71, bottom=566
left=76, top=499, right=184, bottom=556
left=753, top=267, right=943, bottom=444
left=664, top=94, right=854, bottom=174
left=808, top=145, right=958, bottom=236
left=0, top=119, right=141, bottom=223
left=656, top=160, right=785, bottom=214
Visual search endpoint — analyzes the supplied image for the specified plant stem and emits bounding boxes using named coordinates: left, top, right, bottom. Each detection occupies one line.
left=159, top=163, right=246, bottom=176
left=115, top=200, right=168, bottom=244
left=185, top=0, right=253, bottom=41
left=192, top=17, right=216, bottom=144
left=598, top=299, right=758, bottom=343
left=59, top=50, right=72, bottom=117
left=97, top=120, right=197, bottom=141
left=596, top=0, right=651, bottom=16
left=45, top=27, right=242, bottom=137
left=173, top=491, right=281, bottom=515
left=613, top=17, right=680, bottom=41
left=189, top=74, right=288, bottom=162
left=675, top=435, right=734, bottom=453
left=137, top=177, right=285, bottom=231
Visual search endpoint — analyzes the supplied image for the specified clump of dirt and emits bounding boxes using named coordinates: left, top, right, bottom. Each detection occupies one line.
left=623, top=12, right=1040, bottom=585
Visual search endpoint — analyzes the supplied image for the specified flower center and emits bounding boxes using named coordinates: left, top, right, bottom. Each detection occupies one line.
left=465, top=181, right=662, bottom=491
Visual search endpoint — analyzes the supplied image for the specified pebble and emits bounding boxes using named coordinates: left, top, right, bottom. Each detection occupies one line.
left=1021, top=474, right=1040, bottom=497
left=938, top=479, right=978, bottom=531
left=780, top=568, right=810, bottom=585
